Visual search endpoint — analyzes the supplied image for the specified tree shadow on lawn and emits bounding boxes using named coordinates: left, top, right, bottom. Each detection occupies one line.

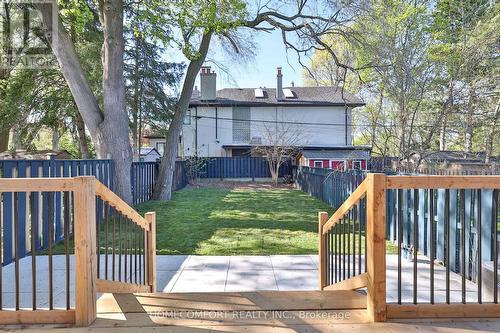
left=136, top=187, right=334, bottom=255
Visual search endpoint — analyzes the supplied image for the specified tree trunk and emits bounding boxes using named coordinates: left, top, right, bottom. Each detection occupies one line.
left=153, top=31, right=213, bottom=200
left=51, top=129, right=59, bottom=150
left=36, top=1, right=132, bottom=203
left=99, top=0, right=133, bottom=203
left=75, top=110, right=90, bottom=158
left=0, top=127, right=9, bottom=152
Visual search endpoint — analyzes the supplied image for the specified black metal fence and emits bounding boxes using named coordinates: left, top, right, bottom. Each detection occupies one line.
left=197, top=157, right=293, bottom=180
left=294, top=166, right=367, bottom=209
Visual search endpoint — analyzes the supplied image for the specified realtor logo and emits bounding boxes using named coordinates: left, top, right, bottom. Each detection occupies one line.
left=0, top=0, right=58, bottom=69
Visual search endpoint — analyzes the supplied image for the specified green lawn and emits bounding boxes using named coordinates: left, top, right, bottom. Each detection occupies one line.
left=49, top=185, right=398, bottom=256
left=137, top=186, right=398, bottom=255
left=136, top=187, right=333, bottom=255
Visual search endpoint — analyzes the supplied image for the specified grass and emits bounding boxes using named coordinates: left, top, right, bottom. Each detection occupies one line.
left=49, top=186, right=399, bottom=256
left=136, top=186, right=398, bottom=256
left=136, top=187, right=331, bottom=255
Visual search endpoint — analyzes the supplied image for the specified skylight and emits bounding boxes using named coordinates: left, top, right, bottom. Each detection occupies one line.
left=254, top=88, right=265, bottom=98
left=283, top=89, right=295, bottom=98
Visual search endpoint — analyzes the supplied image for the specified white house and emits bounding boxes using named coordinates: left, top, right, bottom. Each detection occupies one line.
left=146, top=66, right=370, bottom=169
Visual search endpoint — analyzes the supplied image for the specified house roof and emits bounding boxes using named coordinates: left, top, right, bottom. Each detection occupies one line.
left=189, top=86, right=365, bottom=107
left=140, top=147, right=160, bottom=156
left=0, top=149, right=73, bottom=160
left=301, top=149, right=371, bottom=160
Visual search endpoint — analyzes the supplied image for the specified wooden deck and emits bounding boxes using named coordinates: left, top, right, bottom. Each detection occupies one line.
left=94, top=290, right=369, bottom=328
left=2, top=291, right=500, bottom=332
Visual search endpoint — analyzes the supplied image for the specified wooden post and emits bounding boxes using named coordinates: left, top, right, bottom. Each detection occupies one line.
left=145, top=212, right=156, bottom=293
left=366, top=173, right=387, bottom=322
left=318, top=212, right=329, bottom=290
left=73, top=177, right=97, bottom=326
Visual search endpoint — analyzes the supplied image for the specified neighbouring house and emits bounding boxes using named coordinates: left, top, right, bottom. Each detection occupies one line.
left=139, top=147, right=161, bottom=162
left=298, top=147, right=371, bottom=170
left=0, top=149, right=74, bottom=160
left=146, top=66, right=367, bottom=163
left=400, top=151, right=499, bottom=174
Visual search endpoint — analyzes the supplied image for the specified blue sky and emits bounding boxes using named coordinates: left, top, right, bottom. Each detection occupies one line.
left=212, top=30, right=305, bottom=89
left=170, top=29, right=306, bottom=91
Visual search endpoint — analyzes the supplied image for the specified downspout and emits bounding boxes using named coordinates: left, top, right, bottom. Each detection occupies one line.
left=215, top=106, right=218, bottom=140
left=195, top=106, right=198, bottom=157
left=345, top=106, right=348, bottom=145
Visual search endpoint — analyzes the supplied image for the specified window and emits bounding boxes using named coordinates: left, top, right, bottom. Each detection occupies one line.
left=184, top=109, right=191, bottom=125
left=352, top=160, right=362, bottom=170
left=156, top=142, right=165, bottom=155
left=232, top=106, right=250, bottom=143
left=314, top=160, right=323, bottom=168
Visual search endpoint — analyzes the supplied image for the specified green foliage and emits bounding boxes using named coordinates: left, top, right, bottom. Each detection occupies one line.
left=137, top=0, right=248, bottom=60
left=305, top=0, right=499, bottom=159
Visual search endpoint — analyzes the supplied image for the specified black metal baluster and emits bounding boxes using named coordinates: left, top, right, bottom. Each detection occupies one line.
left=105, top=202, right=109, bottom=280
left=493, top=189, right=498, bottom=304
left=64, top=192, right=70, bottom=310
left=397, top=189, right=402, bottom=304
left=48, top=193, right=53, bottom=310
left=112, top=207, right=116, bottom=281
left=413, top=189, right=418, bottom=304
left=334, top=224, right=337, bottom=283
left=445, top=189, right=450, bottom=304
left=143, top=229, right=146, bottom=285
left=118, top=213, right=122, bottom=282
left=14, top=192, right=19, bottom=310
left=347, top=210, right=351, bottom=279
left=429, top=189, right=435, bottom=304
left=477, top=189, right=482, bottom=304
left=342, top=216, right=346, bottom=281
left=138, top=225, right=142, bottom=284
left=134, top=223, right=138, bottom=284
left=327, top=229, right=331, bottom=285
left=129, top=221, right=133, bottom=283
left=96, top=198, right=100, bottom=279
left=358, top=201, right=362, bottom=275
left=29, top=192, right=37, bottom=310
left=352, top=205, right=356, bottom=277
left=364, top=197, right=367, bottom=273
left=124, top=218, right=128, bottom=282
left=0, top=193, right=3, bottom=310
left=460, top=189, right=466, bottom=304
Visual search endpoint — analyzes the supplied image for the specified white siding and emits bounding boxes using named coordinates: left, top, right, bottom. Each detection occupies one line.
left=178, top=105, right=353, bottom=157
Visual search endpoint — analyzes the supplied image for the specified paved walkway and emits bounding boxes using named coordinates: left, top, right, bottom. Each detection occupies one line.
left=156, top=255, right=318, bottom=293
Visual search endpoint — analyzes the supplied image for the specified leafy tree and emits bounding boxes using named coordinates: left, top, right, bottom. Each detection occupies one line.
left=151, top=0, right=365, bottom=200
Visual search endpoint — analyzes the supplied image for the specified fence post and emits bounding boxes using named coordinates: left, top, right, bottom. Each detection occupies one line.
left=318, top=212, right=329, bottom=290
left=73, top=176, right=97, bottom=326
left=366, top=173, right=387, bottom=322
left=145, top=212, right=157, bottom=292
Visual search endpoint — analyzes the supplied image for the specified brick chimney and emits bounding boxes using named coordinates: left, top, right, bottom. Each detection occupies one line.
left=200, top=66, right=216, bottom=100
left=276, top=67, right=283, bottom=101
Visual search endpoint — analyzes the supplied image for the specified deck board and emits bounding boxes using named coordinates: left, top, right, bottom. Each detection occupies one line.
left=97, top=290, right=367, bottom=313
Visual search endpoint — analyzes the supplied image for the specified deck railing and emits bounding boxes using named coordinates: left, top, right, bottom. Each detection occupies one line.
left=0, top=177, right=156, bottom=326
left=319, top=174, right=500, bottom=322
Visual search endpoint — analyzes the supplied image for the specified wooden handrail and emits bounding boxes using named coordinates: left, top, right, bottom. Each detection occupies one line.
left=322, top=178, right=369, bottom=234
left=0, top=178, right=75, bottom=192
left=94, top=179, right=150, bottom=230
left=386, top=175, right=500, bottom=189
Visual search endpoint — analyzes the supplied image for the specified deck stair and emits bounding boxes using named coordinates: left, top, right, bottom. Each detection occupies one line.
left=94, top=290, right=368, bottom=328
